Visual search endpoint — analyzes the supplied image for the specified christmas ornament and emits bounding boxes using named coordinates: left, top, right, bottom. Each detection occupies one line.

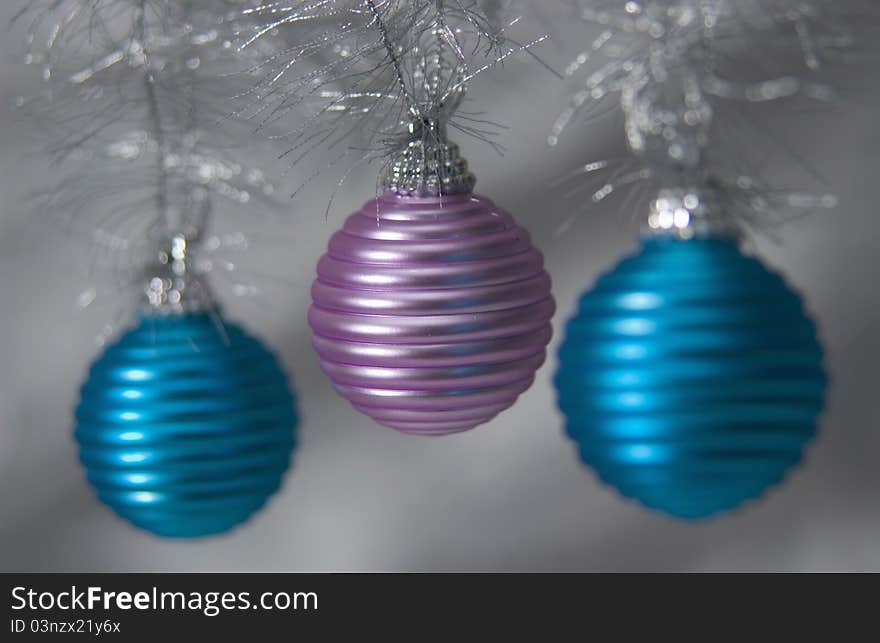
left=75, top=236, right=298, bottom=537
left=19, top=2, right=300, bottom=536
left=546, top=2, right=855, bottom=518
left=310, top=186, right=554, bottom=435
left=244, top=2, right=555, bottom=434
left=556, top=192, right=826, bottom=519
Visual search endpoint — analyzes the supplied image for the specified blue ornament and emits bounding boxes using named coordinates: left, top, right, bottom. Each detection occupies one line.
left=75, top=312, right=297, bottom=538
left=556, top=235, right=827, bottom=520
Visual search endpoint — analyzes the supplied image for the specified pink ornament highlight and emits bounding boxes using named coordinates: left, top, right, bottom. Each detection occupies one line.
left=309, top=191, right=555, bottom=436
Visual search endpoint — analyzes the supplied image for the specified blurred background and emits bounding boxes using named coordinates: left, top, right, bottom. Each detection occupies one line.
left=0, top=2, right=878, bottom=572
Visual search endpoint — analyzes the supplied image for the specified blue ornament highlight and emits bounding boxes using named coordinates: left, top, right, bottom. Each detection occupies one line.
left=556, top=235, right=827, bottom=520
left=75, top=313, right=297, bottom=538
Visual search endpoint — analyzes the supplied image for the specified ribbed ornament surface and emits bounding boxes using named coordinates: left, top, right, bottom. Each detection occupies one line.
left=75, top=313, right=297, bottom=538
left=310, top=192, right=555, bottom=435
left=556, top=236, right=826, bottom=519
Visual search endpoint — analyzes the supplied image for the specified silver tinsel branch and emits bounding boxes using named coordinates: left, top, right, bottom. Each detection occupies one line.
left=16, top=0, right=287, bottom=328
left=240, top=0, right=547, bottom=199
left=551, top=0, right=879, bottom=237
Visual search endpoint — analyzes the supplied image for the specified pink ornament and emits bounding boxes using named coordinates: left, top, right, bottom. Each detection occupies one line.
left=309, top=191, right=555, bottom=436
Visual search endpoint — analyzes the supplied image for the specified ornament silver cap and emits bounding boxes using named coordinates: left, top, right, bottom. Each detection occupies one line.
left=644, top=186, right=738, bottom=240
left=142, top=233, right=213, bottom=314
left=380, top=118, right=476, bottom=197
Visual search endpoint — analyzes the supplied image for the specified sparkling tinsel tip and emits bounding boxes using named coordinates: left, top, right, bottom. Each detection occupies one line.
left=143, top=233, right=213, bottom=315
left=380, top=118, right=476, bottom=197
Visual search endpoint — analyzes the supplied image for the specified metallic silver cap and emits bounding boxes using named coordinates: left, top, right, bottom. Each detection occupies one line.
left=143, top=233, right=213, bottom=314
left=644, top=186, right=738, bottom=240
left=380, top=118, right=476, bottom=197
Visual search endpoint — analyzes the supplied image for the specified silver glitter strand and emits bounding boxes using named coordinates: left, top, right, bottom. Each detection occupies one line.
left=18, top=1, right=286, bottom=325
left=242, top=1, right=544, bottom=200
left=552, top=0, right=875, bottom=233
